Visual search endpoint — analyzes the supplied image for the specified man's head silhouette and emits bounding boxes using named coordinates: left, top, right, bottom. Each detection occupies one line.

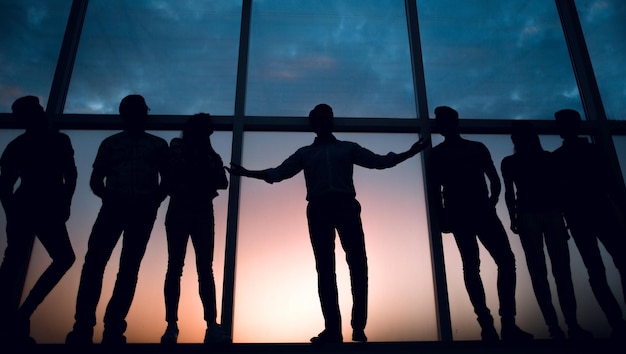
left=554, top=109, right=581, bottom=140
left=309, top=103, right=334, bottom=137
left=11, top=95, right=46, bottom=131
left=119, top=94, right=149, bottom=133
left=434, top=106, right=459, bottom=137
left=511, top=120, right=541, bottom=154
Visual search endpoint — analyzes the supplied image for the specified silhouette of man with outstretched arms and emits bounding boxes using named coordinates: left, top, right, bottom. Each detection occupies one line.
left=552, top=109, right=626, bottom=339
left=0, top=96, right=77, bottom=345
left=65, top=94, right=169, bottom=347
left=501, top=120, right=592, bottom=340
left=430, top=106, right=532, bottom=342
left=227, top=103, right=428, bottom=344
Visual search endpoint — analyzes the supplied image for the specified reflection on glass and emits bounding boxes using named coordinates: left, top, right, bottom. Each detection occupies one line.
left=418, top=0, right=583, bottom=119
left=234, top=132, right=436, bottom=342
left=0, top=0, right=71, bottom=112
left=575, top=0, right=626, bottom=120
left=65, top=1, right=242, bottom=115
left=246, top=0, right=416, bottom=118
left=4, top=130, right=232, bottom=343
left=432, top=133, right=617, bottom=340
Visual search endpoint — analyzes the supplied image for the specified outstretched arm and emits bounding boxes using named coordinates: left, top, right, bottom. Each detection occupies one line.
left=226, top=162, right=271, bottom=182
left=393, top=137, right=430, bottom=165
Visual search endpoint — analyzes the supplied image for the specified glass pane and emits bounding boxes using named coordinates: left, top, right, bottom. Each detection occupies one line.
left=246, top=0, right=416, bottom=118
left=65, top=0, right=241, bottom=115
left=576, top=0, right=626, bottom=120
left=418, top=1, right=583, bottom=119
left=431, top=133, right=616, bottom=340
left=0, top=0, right=72, bottom=112
left=234, top=132, right=436, bottom=342
left=8, top=129, right=232, bottom=343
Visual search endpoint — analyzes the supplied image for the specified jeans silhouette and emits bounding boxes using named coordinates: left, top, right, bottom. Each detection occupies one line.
left=449, top=205, right=517, bottom=324
left=307, top=195, right=368, bottom=333
left=163, top=201, right=217, bottom=324
left=516, top=211, right=578, bottom=328
left=72, top=198, right=159, bottom=336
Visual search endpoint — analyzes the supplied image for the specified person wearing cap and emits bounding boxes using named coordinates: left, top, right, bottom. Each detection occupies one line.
left=227, top=103, right=428, bottom=344
left=66, top=94, right=169, bottom=347
left=0, top=96, right=77, bottom=344
left=430, top=106, right=533, bottom=342
left=552, top=109, right=626, bottom=339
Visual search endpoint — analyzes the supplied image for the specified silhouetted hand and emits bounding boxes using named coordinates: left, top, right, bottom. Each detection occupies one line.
left=226, top=162, right=246, bottom=176
left=410, top=137, right=430, bottom=155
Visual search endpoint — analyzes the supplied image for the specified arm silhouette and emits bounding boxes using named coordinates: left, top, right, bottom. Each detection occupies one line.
left=485, top=161, right=501, bottom=207
left=500, top=158, right=518, bottom=234
left=226, top=163, right=272, bottom=183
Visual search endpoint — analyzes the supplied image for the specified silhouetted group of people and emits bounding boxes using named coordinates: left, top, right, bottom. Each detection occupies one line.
left=0, top=95, right=625, bottom=347
left=0, top=95, right=231, bottom=348
left=432, top=106, right=626, bottom=343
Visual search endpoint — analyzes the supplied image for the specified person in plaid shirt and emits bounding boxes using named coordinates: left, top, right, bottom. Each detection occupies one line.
left=66, top=94, right=169, bottom=347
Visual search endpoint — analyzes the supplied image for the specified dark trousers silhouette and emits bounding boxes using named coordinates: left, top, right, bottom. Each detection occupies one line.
left=565, top=200, right=626, bottom=328
left=306, top=196, right=368, bottom=333
left=0, top=203, right=75, bottom=320
left=517, top=210, right=578, bottom=328
left=72, top=199, right=159, bottom=336
left=163, top=201, right=217, bottom=324
left=449, top=206, right=517, bottom=324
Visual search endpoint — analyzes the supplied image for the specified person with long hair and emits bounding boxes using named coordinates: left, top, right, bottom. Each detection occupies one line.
left=160, top=113, right=230, bottom=345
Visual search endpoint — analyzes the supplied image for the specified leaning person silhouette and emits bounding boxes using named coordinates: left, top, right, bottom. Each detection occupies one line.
left=227, top=103, right=428, bottom=344
left=501, top=120, right=592, bottom=340
left=552, top=109, right=626, bottom=339
left=430, top=106, right=533, bottom=342
left=0, top=96, right=77, bottom=345
left=160, top=113, right=231, bottom=345
left=65, top=94, right=169, bottom=347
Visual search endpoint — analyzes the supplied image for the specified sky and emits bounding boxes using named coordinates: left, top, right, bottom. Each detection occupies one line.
left=0, top=0, right=625, bottom=344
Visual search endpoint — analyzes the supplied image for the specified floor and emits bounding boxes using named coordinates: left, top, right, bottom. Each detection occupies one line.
left=12, top=339, right=623, bottom=354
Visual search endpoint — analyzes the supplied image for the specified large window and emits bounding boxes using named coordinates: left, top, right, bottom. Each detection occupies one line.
left=418, top=0, right=584, bottom=119
left=0, top=0, right=625, bottom=345
left=575, top=0, right=626, bottom=120
left=65, top=0, right=242, bottom=115
left=246, top=0, right=416, bottom=118
left=0, top=0, right=71, bottom=112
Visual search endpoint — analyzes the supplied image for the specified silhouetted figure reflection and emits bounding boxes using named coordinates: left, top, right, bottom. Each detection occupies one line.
left=227, top=103, right=428, bottom=344
left=0, top=96, right=77, bottom=344
left=430, top=106, right=532, bottom=342
left=160, top=113, right=231, bottom=345
left=66, top=95, right=169, bottom=347
left=552, top=109, right=626, bottom=339
left=501, top=120, right=592, bottom=340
